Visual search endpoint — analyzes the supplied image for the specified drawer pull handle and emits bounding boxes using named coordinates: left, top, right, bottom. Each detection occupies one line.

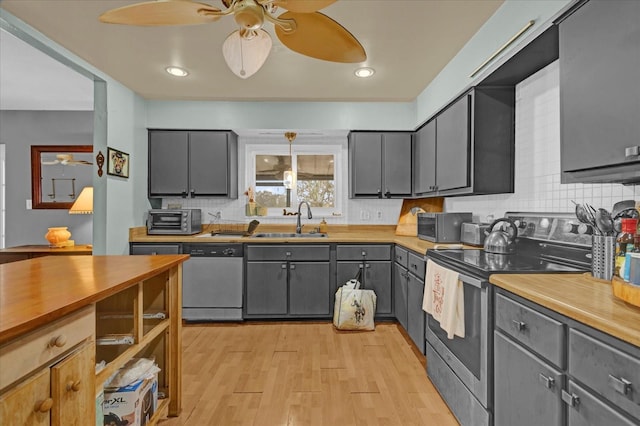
left=538, top=373, right=555, bottom=389
left=281, top=264, right=287, bottom=269
left=35, top=398, right=54, bottom=413
left=561, top=390, right=580, bottom=407
left=290, top=264, right=296, bottom=270
left=608, top=374, right=632, bottom=395
left=512, top=320, right=527, bottom=331
left=361, top=251, right=367, bottom=257
left=67, top=380, right=82, bottom=392
left=285, top=252, right=291, bottom=257
left=49, top=334, right=67, bottom=348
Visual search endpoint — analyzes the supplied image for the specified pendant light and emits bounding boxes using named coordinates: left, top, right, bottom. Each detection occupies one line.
left=283, top=132, right=297, bottom=189
left=222, top=29, right=272, bottom=79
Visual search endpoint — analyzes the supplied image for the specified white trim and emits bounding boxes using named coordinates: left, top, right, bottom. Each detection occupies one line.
left=245, top=143, right=343, bottom=217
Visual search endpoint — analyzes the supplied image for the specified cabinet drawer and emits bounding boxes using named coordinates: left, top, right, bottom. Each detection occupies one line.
left=495, top=293, right=564, bottom=367
left=247, top=245, right=330, bottom=261
left=337, top=245, right=391, bottom=261
left=407, top=252, right=425, bottom=280
left=566, top=380, right=638, bottom=426
left=394, top=247, right=408, bottom=268
left=130, top=244, right=181, bottom=255
left=0, top=305, right=95, bottom=391
left=568, top=328, right=640, bottom=419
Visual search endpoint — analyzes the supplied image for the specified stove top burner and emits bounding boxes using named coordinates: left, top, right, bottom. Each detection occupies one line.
left=429, top=249, right=589, bottom=274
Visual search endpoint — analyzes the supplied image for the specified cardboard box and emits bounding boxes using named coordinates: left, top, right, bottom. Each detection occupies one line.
left=103, top=375, right=157, bottom=426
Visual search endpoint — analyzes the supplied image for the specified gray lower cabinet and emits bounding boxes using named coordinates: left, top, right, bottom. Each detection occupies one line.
left=559, top=0, right=640, bottom=184
left=494, top=289, right=640, bottom=426
left=393, top=247, right=426, bottom=354
left=148, top=130, right=238, bottom=198
left=349, top=132, right=412, bottom=198
left=494, top=331, right=563, bottom=426
left=244, top=245, right=331, bottom=318
left=393, top=261, right=408, bottom=330
left=336, top=244, right=393, bottom=317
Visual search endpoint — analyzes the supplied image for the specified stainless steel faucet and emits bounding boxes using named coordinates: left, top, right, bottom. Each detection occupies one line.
left=296, top=201, right=313, bottom=234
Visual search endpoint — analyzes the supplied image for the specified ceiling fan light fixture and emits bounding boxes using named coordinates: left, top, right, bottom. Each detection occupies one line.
left=354, top=67, right=375, bottom=78
left=165, top=66, right=189, bottom=77
left=222, top=29, right=272, bottom=79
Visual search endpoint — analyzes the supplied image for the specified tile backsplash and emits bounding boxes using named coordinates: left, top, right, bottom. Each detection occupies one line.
left=445, top=60, right=638, bottom=222
left=166, top=60, right=637, bottom=226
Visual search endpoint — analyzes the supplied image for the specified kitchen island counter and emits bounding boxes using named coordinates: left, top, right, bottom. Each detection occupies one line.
left=0, top=254, right=188, bottom=344
left=490, top=273, right=640, bottom=347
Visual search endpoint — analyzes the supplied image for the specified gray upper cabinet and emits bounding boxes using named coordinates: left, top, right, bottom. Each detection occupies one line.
left=349, top=132, right=412, bottom=198
left=413, top=87, right=515, bottom=197
left=148, top=130, right=238, bottom=198
left=559, top=0, right=640, bottom=184
left=413, top=120, right=436, bottom=195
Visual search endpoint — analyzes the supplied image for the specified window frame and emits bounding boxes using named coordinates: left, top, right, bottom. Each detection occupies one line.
left=245, top=143, right=343, bottom=217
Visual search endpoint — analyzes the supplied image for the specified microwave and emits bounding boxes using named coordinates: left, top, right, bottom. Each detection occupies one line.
left=147, top=209, right=202, bottom=235
left=417, top=212, right=473, bottom=243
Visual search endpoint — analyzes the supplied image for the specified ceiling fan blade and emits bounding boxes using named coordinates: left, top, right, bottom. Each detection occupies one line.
left=275, top=12, right=366, bottom=63
left=99, top=0, right=221, bottom=26
left=272, top=0, right=337, bottom=13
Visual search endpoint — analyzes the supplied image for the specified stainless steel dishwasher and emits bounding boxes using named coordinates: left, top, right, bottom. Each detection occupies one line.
left=182, top=243, right=244, bottom=321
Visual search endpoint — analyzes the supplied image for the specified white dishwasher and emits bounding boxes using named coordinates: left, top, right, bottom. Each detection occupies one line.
left=182, top=243, right=243, bottom=321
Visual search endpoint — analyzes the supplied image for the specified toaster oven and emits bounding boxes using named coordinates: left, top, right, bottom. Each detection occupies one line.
left=417, top=212, right=472, bottom=243
left=147, top=209, right=202, bottom=235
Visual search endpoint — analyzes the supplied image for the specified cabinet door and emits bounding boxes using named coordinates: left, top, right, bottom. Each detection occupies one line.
left=245, top=262, right=288, bottom=315
left=289, top=262, right=331, bottom=315
left=560, top=0, right=640, bottom=172
left=189, top=131, right=230, bottom=197
left=149, top=131, right=189, bottom=197
left=436, top=94, right=471, bottom=192
left=393, top=263, right=408, bottom=330
left=566, top=380, right=637, bottom=426
left=337, top=261, right=392, bottom=316
left=413, top=120, right=437, bottom=195
left=407, top=273, right=425, bottom=354
left=382, top=133, right=412, bottom=197
left=494, top=331, right=563, bottom=426
left=51, top=341, right=95, bottom=424
left=0, top=368, right=51, bottom=425
left=350, top=132, right=383, bottom=197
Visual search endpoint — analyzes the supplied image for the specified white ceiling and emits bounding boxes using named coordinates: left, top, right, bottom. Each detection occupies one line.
left=0, top=0, right=504, bottom=107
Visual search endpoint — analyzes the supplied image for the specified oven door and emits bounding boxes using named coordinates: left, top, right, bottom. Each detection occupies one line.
left=417, top=214, right=436, bottom=242
left=425, top=262, right=492, bottom=408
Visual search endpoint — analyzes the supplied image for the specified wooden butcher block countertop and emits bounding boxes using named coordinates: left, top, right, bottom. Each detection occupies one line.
left=490, top=273, right=640, bottom=347
left=0, top=254, right=188, bottom=344
left=130, top=225, right=461, bottom=255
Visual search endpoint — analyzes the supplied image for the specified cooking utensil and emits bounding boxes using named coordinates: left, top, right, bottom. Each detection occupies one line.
left=573, top=201, right=599, bottom=235
left=484, top=218, right=518, bottom=254
left=595, top=208, right=614, bottom=236
left=611, top=200, right=636, bottom=219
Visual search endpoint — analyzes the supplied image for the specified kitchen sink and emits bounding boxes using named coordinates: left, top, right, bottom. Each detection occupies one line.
left=251, top=232, right=328, bottom=238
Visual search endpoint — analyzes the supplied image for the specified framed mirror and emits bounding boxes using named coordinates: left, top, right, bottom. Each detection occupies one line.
left=31, top=145, right=93, bottom=209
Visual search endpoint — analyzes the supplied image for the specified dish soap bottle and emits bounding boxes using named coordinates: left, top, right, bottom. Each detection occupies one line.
left=319, top=218, right=328, bottom=233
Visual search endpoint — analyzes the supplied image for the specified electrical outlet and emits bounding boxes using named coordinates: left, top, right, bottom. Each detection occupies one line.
left=26, top=199, right=32, bottom=210
left=360, top=210, right=370, bottom=221
left=376, top=211, right=382, bottom=220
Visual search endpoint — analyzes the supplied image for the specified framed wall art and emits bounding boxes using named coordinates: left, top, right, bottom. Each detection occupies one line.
left=107, top=147, right=129, bottom=178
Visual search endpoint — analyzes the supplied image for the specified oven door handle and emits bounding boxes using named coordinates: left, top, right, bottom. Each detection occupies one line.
left=458, top=272, right=486, bottom=289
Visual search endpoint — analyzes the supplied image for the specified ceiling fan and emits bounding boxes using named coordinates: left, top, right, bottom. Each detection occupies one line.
left=98, top=0, right=367, bottom=79
left=42, top=154, right=93, bottom=166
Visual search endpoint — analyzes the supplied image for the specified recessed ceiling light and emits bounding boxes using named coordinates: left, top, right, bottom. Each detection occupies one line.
left=165, top=66, right=189, bottom=77
left=354, top=67, right=375, bottom=78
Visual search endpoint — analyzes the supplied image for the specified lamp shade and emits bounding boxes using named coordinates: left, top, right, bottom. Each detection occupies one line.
left=222, top=29, right=272, bottom=79
left=69, top=187, right=93, bottom=214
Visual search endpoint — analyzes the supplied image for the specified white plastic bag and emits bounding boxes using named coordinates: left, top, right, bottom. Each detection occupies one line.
left=333, top=278, right=376, bottom=331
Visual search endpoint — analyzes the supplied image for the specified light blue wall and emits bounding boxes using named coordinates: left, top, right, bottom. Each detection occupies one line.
left=2, top=0, right=576, bottom=253
left=1, top=10, right=149, bottom=254
left=415, top=0, right=573, bottom=126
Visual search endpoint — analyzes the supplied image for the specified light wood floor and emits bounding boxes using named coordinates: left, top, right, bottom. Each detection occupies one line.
left=159, top=322, right=458, bottom=426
